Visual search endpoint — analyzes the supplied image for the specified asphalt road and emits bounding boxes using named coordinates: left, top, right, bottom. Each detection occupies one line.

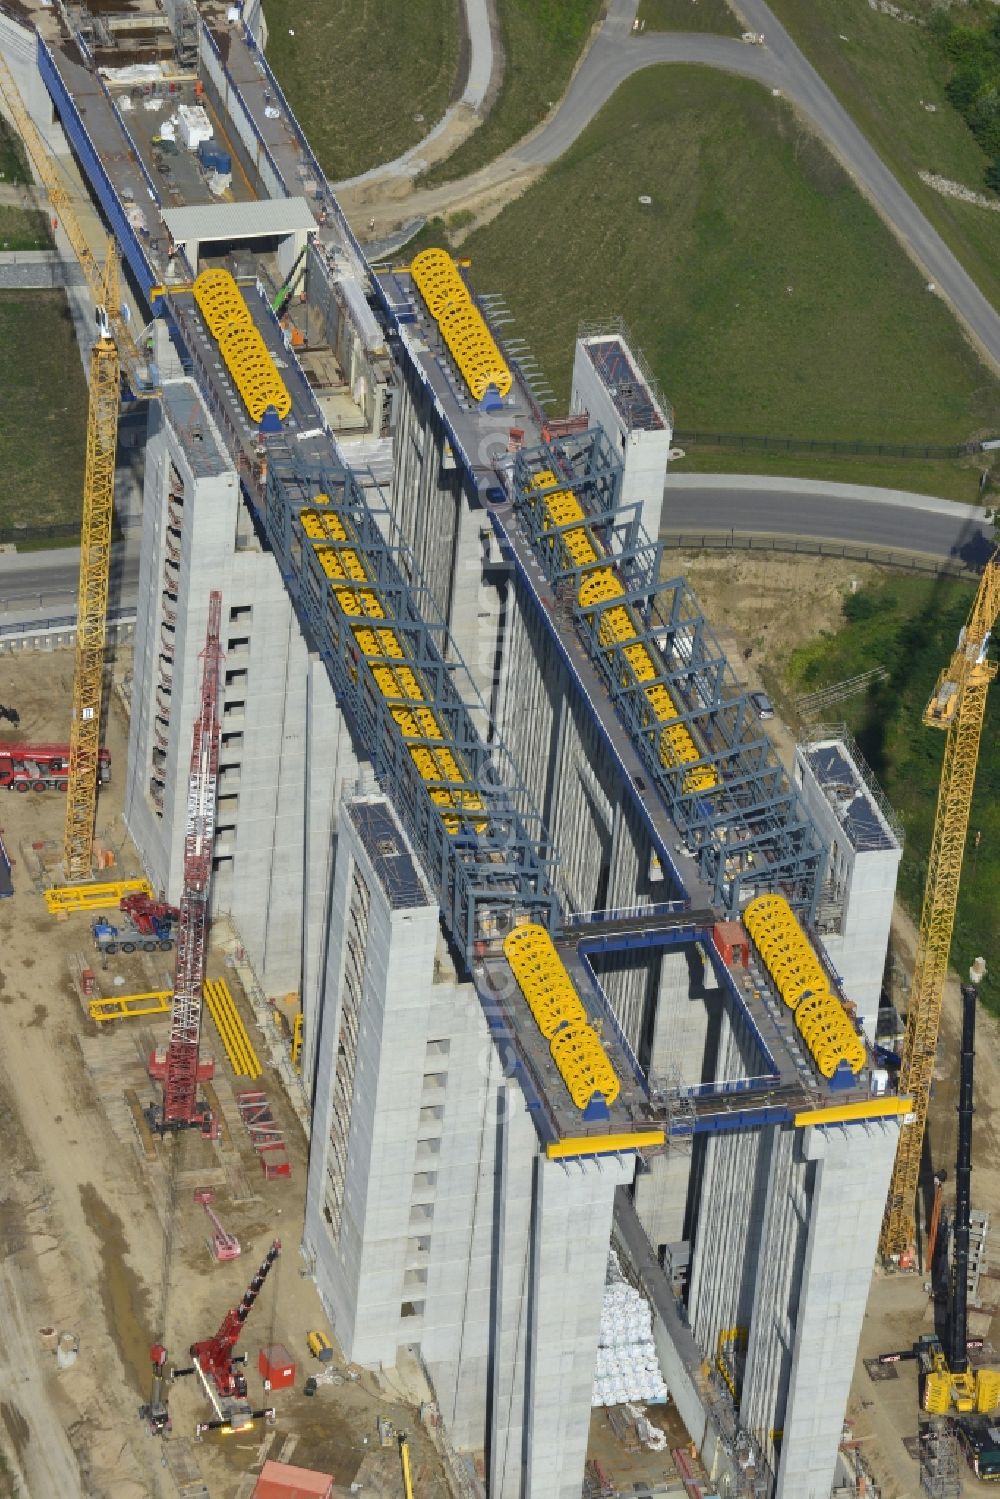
left=662, top=479, right=996, bottom=571
left=0, top=539, right=140, bottom=619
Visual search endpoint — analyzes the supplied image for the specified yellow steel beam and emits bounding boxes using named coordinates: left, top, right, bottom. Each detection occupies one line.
left=45, top=877, right=153, bottom=913
left=793, top=1097, right=913, bottom=1129
left=545, top=1130, right=665, bottom=1160
left=204, top=978, right=262, bottom=1079
left=89, top=990, right=172, bottom=1023
left=880, top=550, right=1000, bottom=1260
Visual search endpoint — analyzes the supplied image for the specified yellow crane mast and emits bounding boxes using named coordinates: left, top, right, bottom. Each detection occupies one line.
left=0, top=54, right=153, bottom=879
left=879, top=547, right=1000, bottom=1262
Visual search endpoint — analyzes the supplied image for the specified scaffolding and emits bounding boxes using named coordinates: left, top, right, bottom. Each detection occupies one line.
left=506, top=430, right=826, bottom=919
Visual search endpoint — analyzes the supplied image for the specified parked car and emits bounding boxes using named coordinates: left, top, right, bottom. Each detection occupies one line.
left=749, top=691, right=774, bottom=720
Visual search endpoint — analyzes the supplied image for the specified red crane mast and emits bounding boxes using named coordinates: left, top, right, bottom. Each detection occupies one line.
left=149, top=592, right=224, bottom=1129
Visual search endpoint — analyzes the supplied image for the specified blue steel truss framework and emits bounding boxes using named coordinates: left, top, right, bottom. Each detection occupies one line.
left=510, top=430, right=825, bottom=918
left=256, top=437, right=560, bottom=960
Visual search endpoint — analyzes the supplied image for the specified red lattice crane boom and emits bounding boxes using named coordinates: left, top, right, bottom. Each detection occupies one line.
left=149, top=593, right=224, bottom=1129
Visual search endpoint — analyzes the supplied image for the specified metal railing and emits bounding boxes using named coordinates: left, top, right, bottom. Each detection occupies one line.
left=674, top=429, right=991, bottom=459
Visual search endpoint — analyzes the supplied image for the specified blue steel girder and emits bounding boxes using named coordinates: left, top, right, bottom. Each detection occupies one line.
left=258, top=438, right=560, bottom=959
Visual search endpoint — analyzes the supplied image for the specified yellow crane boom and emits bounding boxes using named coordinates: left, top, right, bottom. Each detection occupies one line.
left=0, top=53, right=154, bottom=879
left=879, top=547, right=1000, bottom=1261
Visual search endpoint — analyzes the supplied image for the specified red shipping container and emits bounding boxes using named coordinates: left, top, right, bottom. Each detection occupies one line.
left=714, top=920, right=749, bottom=969
left=258, top=1343, right=296, bottom=1390
left=253, top=1460, right=334, bottom=1499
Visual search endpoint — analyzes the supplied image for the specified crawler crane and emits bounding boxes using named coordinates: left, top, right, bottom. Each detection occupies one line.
left=880, top=549, right=1000, bottom=1263
left=0, top=55, right=156, bottom=880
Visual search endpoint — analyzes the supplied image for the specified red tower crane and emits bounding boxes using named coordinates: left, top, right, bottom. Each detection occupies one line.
left=148, top=592, right=224, bottom=1131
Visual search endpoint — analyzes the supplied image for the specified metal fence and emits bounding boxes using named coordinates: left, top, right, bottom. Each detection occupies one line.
left=673, top=430, right=989, bottom=459
left=663, top=531, right=983, bottom=577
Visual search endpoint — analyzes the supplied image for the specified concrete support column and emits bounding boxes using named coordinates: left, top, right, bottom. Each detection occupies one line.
left=775, top=1120, right=900, bottom=1498
left=522, top=1153, right=635, bottom=1499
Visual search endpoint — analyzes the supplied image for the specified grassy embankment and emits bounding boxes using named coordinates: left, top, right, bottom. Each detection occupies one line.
left=261, top=0, right=460, bottom=179
left=444, top=69, right=1000, bottom=486
left=783, top=574, right=1000, bottom=1010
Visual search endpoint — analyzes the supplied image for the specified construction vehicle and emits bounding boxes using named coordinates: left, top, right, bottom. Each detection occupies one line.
left=919, top=961, right=1000, bottom=1418
left=174, top=1239, right=281, bottom=1433
left=139, top=1343, right=172, bottom=1436
left=876, top=961, right=1000, bottom=1450
left=92, top=912, right=176, bottom=954
left=880, top=549, right=1000, bottom=1264
left=147, top=594, right=224, bottom=1134
left=306, top=1329, right=333, bottom=1362
left=121, top=892, right=180, bottom=934
left=193, top=1188, right=241, bottom=1261
left=0, top=55, right=155, bottom=882
left=0, top=743, right=111, bottom=793
left=270, top=244, right=308, bottom=317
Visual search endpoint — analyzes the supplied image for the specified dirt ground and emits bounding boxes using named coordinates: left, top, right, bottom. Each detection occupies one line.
left=677, top=552, right=1000, bottom=1496
left=0, top=647, right=450, bottom=1499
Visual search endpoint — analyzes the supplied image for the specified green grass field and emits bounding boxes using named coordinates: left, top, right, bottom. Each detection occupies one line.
left=784, top=574, right=1000, bottom=1011
left=766, top=0, right=1000, bottom=325
left=457, top=67, right=1000, bottom=444
left=636, top=0, right=739, bottom=33
left=0, top=205, right=52, bottom=251
left=262, top=0, right=460, bottom=179
left=0, top=116, right=31, bottom=184
left=0, top=293, right=88, bottom=533
left=422, top=0, right=602, bottom=183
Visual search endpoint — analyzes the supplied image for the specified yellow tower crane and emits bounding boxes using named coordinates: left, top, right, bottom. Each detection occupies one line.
left=0, top=54, right=154, bottom=880
left=879, top=546, right=1000, bottom=1262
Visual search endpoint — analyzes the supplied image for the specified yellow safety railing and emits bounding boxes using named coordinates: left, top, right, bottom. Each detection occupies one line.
left=744, top=894, right=865, bottom=1079
left=89, top=989, right=172, bottom=1023
left=410, top=247, right=512, bottom=403
left=203, top=977, right=262, bottom=1079
left=531, top=471, right=717, bottom=795
left=45, top=877, right=153, bottom=914
left=301, top=501, right=487, bottom=836
left=504, top=923, right=620, bottom=1113
left=192, top=268, right=291, bottom=423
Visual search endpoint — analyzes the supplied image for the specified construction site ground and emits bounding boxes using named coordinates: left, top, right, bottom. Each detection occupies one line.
left=678, top=550, right=1000, bottom=1497
left=0, top=647, right=452, bottom=1499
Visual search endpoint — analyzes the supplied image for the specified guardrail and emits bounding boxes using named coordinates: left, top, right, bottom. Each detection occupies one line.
left=673, top=429, right=990, bottom=459
left=662, top=531, right=985, bottom=577
left=0, top=606, right=137, bottom=650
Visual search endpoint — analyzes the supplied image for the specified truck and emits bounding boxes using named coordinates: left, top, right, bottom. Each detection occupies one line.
left=93, top=908, right=177, bottom=955
left=0, top=742, right=111, bottom=792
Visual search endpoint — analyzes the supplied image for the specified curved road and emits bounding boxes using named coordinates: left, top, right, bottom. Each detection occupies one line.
left=363, top=0, right=1000, bottom=374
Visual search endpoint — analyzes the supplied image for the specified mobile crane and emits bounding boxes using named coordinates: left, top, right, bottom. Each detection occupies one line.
left=0, top=54, right=156, bottom=881
left=147, top=594, right=223, bottom=1132
left=141, top=1239, right=280, bottom=1436
left=880, top=549, right=1000, bottom=1263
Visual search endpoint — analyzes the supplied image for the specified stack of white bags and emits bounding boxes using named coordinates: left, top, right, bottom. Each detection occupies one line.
left=592, top=1251, right=669, bottom=1407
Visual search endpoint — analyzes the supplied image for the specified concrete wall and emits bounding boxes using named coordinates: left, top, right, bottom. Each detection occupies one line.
left=570, top=336, right=672, bottom=541
left=123, top=379, right=324, bottom=993
left=794, top=741, right=901, bottom=1037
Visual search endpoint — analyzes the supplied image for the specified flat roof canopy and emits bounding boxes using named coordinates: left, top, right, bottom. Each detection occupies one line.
left=162, top=197, right=316, bottom=248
